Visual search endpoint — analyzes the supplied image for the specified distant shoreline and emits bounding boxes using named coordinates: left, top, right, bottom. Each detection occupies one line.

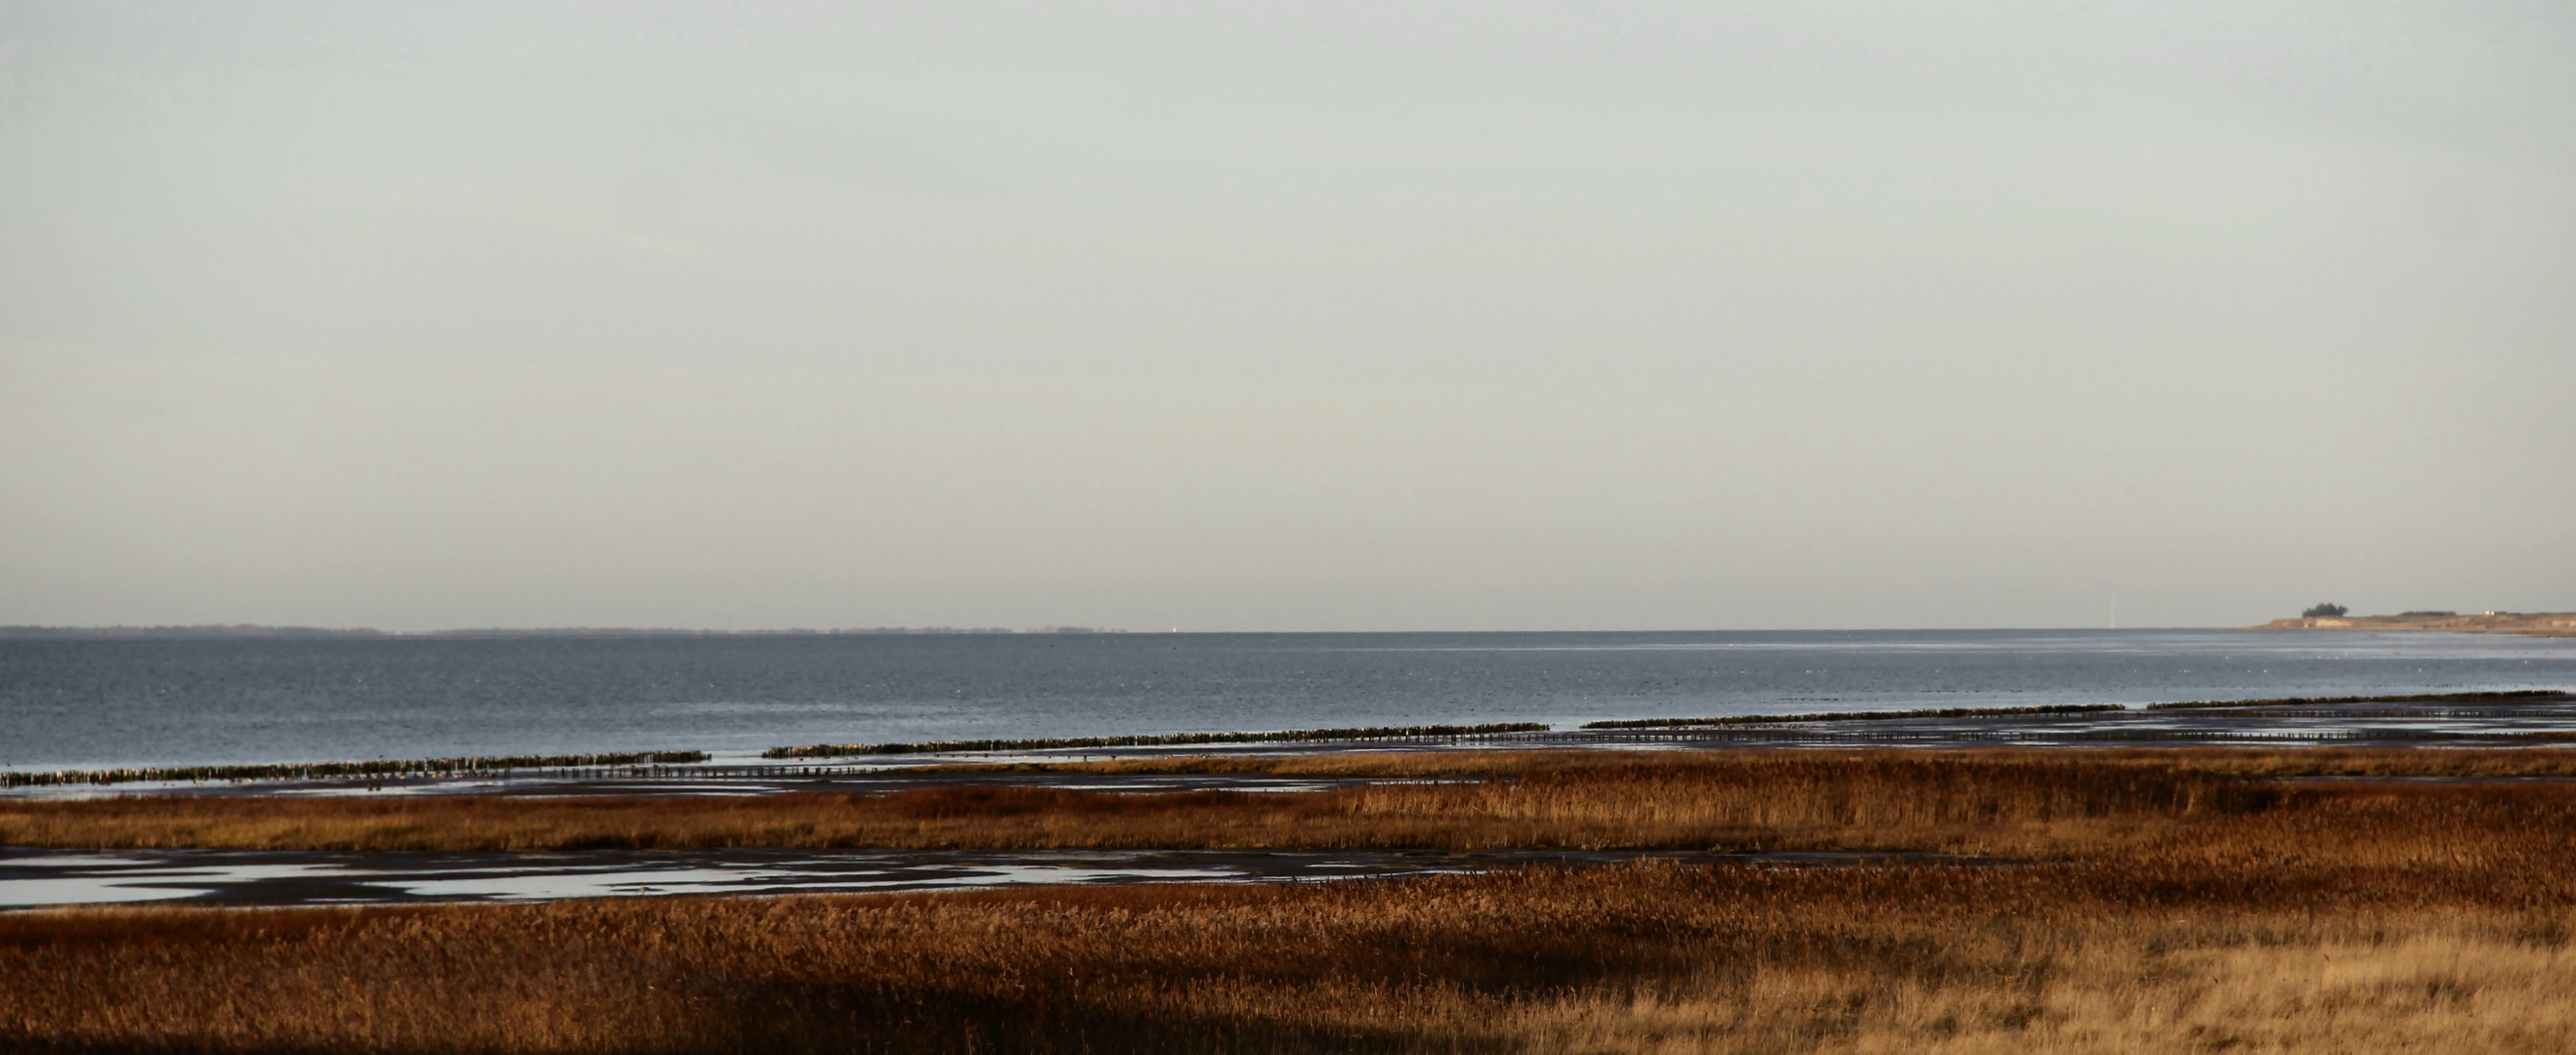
left=2248, top=612, right=2576, bottom=638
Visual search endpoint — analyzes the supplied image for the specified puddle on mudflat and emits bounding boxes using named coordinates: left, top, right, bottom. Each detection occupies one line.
left=0, top=847, right=1967, bottom=909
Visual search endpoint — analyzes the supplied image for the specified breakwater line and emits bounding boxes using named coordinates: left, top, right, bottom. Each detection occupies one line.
left=2, top=751, right=712, bottom=789
left=763, top=723, right=1551, bottom=759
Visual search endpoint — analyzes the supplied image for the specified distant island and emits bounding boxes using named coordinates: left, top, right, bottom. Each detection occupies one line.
left=0, top=624, right=1126, bottom=640
left=2250, top=610, right=2576, bottom=638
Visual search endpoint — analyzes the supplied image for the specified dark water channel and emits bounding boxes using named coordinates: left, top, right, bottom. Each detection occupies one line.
left=0, top=847, right=1966, bottom=909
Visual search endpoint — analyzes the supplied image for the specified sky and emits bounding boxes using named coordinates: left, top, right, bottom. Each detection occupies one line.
left=2, top=0, right=2571, bottom=632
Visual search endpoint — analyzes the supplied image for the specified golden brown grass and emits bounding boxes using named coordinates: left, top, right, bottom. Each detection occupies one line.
left=10, top=747, right=2576, bottom=856
left=8, top=863, right=2575, bottom=1053
left=0, top=751, right=2269, bottom=854
left=12, top=748, right=2576, bottom=1052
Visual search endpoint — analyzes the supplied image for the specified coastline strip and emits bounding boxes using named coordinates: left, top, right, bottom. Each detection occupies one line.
left=2, top=751, right=712, bottom=789
left=1582, top=703, right=2125, bottom=730
left=762, top=722, right=1551, bottom=759
left=1582, top=691, right=2574, bottom=729
left=2143, top=690, right=2572, bottom=711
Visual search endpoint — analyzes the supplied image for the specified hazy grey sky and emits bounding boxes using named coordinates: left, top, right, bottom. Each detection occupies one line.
left=3, top=1, right=2570, bottom=631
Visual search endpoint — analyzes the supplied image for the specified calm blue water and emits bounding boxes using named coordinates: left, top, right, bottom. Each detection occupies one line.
left=5, top=630, right=2574, bottom=771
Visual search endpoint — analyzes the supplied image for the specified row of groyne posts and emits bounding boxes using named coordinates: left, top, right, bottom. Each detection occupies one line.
left=16, top=725, right=2478, bottom=789
left=5, top=729, right=1558, bottom=787
left=670, top=729, right=1572, bottom=780
left=5, top=762, right=698, bottom=788
left=535, top=729, right=2409, bottom=780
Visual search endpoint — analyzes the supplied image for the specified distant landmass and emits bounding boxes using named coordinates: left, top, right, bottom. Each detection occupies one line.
left=0, top=624, right=1126, bottom=640
left=2250, top=612, right=2576, bottom=638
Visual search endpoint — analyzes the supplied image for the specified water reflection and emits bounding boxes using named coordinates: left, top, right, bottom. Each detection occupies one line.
left=0, top=847, right=1953, bottom=909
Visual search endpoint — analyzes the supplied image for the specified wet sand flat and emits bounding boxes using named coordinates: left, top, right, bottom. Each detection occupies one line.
left=5, top=694, right=2572, bottom=911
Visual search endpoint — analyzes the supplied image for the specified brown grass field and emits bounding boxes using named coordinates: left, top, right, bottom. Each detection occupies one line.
left=12, top=747, right=2576, bottom=855
left=10, top=748, right=2576, bottom=1052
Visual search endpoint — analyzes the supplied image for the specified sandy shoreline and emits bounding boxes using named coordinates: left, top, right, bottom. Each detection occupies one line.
left=2249, top=612, right=2576, bottom=637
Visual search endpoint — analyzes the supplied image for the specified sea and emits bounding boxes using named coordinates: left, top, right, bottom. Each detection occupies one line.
left=6, top=629, right=2575, bottom=772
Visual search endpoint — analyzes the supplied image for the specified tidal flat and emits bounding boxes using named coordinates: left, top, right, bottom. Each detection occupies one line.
left=10, top=747, right=2576, bottom=1052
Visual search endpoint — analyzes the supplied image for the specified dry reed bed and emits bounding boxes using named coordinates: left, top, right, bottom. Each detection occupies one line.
left=11, top=748, right=2576, bottom=855
left=8, top=860, right=2575, bottom=1053
left=14, top=750, right=2576, bottom=1052
left=0, top=753, right=2273, bottom=854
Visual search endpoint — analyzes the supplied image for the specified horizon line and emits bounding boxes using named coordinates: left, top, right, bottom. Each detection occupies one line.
left=0, top=622, right=2240, bottom=640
